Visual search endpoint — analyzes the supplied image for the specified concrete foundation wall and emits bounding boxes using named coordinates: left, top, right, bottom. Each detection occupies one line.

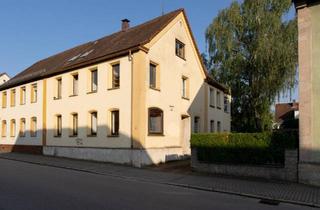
left=43, top=146, right=187, bottom=167
left=191, top=148, right=298, bottom=182
left=299, top=162, right=320, bottom=186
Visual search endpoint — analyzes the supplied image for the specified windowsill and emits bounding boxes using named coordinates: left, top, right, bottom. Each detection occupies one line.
left=30, top=135, right=37, bottom=137
left=87, top=134, right=97, bottom=137
left=87, top=91, right=97, bottom=94
left=69, top=135, right=78, bottom=137
left=148, top=133, right=165, bottom=136
left=2, top=107, right=6, bottom=109
left=107, top=87, right=120, bottom=91
left=150, top=87, right=160, bottom=92
left=182, top=96, right=189, bottom=100
left=210, top=105, right=215, bottom=108
left=1, top=136, right=6, bottom=138
left=20, top=103, right=26, bottom=105
left=19, top=135, right=26, bottom=138
left=10, top=105, right=15, bottom=107
left=107, top=134, right=119, bottom=138
left=217, top=106, right=222, bottom=110
left=31, top=101, right=37, bottom=104
left=54, top=135, right=62, bottom=138
left=53, top=97, right=62, bottom=100
left=69, top=94, right=78, bottom=97
left=10, top=135, right=15, bottom=137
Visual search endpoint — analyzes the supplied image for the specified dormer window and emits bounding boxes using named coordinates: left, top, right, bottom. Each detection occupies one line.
left=175, top=39, right=185, bottom=59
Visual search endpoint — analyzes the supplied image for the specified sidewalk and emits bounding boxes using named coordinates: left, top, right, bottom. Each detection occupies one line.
left=0, top=152, right=319, bottom=208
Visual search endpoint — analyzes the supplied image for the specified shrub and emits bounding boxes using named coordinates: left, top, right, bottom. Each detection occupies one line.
left=191, top=131, right=298, bottom=166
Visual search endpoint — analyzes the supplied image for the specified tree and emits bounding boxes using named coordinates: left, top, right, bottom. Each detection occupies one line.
left=205, top=0, right=297, bottom=132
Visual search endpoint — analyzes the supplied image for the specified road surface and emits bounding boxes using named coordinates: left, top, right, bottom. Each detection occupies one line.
left=0, top=158, right=316, bottom=210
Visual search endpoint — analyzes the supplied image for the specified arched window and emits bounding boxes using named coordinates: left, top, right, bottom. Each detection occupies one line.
left=148, top=107, right=163, bottom=135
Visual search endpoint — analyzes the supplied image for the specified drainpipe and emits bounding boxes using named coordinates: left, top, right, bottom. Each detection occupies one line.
left=129, top=50, right=134, bottom=149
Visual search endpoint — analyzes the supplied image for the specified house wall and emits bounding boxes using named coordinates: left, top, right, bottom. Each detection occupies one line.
left=297, top=1, right=320, bottom=186
left=45, top=57, right=132, bottom=149
left=144, top=13, right=231, bottom=153
left=0, top=80, right=44, bottom=147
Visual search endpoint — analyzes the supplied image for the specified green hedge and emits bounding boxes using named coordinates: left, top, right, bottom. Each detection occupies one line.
left=191, top=131, right=298, bottom=166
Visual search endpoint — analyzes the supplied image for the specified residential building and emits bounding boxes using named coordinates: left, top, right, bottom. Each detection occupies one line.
left=274, top=102, right=299, bottom=129
left=294, top=0, right=320, bottom=186
left=0, top=9, right=231, bottom=166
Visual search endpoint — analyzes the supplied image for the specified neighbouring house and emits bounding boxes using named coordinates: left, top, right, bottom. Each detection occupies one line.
left=294, top=0, right=320, bottom=186
left=274, top=102, right=299, bottom=129
left=0, top=9, right=231, bottom=167
left=0, top=73, right=10, bottom=85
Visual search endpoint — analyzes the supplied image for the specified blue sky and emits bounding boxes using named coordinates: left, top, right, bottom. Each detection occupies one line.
left=0, top=0, right=297, bottom=102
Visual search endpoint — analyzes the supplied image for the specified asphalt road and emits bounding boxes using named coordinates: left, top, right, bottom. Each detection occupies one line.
left=0, top=158, right=316, bottom=210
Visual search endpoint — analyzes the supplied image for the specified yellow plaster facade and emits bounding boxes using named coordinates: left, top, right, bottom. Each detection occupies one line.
left=0, top=10, right=231, bottom=166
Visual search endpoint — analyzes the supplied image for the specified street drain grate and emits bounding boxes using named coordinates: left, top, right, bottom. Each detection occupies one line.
left=259, top=199, right=280, bottom=206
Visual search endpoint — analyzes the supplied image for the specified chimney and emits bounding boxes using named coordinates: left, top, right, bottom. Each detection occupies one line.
left=121, top=19, right=130, bottom=31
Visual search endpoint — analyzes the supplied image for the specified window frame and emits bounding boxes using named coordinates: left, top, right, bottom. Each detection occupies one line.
left=1, top=120, right=7, bottom=137
left=55, top=77, right=62, bottom=100
left=210, top=120, right=215, bottom=133
left=216, top=90, right=221, bottom=109
left=89, top=69, right=98, bottom=93
left=111, top=63, right=120, bottom=89
left=19, top=118, right=26, bottom=137
left=209, top=88, right=215, bottom=107
left=110, top=110, right=119, bottom=136
left=10, top=89, right=16, bottom=107
left=2, top=91, right=7, bottom=108
left=88, top=111, right=98, bottom=136
left=194, top=116, right=200, bottom=133
left=30, top=117, right=37, bottom=137
left=31, top=84, right=37, bottom=103
left=181, top=76, right=189, bottom=99
left=175, top=39, right=185, bottom=60
left=70, top=113, right=78, bottom=137
left=10, top=119, right=16, bottom=137
left=20, top=86, right=26, bottom=105
left=71, top=73, right=79, bottom=96
left=55, top=114, right=62, bottom=137
left=148, top=107, right=164, bottom=135
left=149, top=62, right=159, bottom=90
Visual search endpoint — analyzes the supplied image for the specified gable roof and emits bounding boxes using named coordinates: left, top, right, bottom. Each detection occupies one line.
left=0, top=8, right=229, bottom=93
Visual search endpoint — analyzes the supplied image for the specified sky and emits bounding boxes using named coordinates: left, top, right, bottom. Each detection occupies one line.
left=0, top=0, right=297, bottom=102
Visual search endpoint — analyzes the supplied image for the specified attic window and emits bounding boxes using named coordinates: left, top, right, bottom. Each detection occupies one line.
left=80, top=49, right=94, bottom=58
left=68, top=54, right=81, bottom=62
left=175, top=39, right=185, bottom=59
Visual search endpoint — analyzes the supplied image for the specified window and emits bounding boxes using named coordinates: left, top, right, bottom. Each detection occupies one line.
left=110, top=110, right=119, bottom=136
left=2, top=91, right=7, bottom=108
left=182, top=76, right=189, bottom=99
left=71, top=113, right=78, bottom=136
left=217, top=121, right=221, bottom=133
left=148, top=108, right=163, bottom=135
left=194, top=117, right=200, bottom=133
left=20, top=118, right=26, bottom=137
left=224, top=96, right=229, bottom=113
left=10, top=89, right=16, bottom=107
left=91, top=69, right=98, bottom=92
left=20, top=87, right=26, bottom=105
left=31, top=84, right=37, bottom=103
left=210, top=88, right=215, bottom=107
left=1, top=120, right=6, bottom=137
left=210, top=120, right=215, bottom=132
left=72, top=74, right=79, bottom=96
left=149, top=63, right=158, bottom=89
left=175, top=39, right=185, bottom=59
left=55, top=78, right=62, bottom=99
left=30, top=117, right=37, bottom=137
left=89, top=111, right=97, bottom=136
left=216, top=91, right=221, bottom=108
left=10, top=119, right=16, bottom=137
left=55, top=115, right=62, bottom=137
left=112, top=64, right=120, bottom=88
